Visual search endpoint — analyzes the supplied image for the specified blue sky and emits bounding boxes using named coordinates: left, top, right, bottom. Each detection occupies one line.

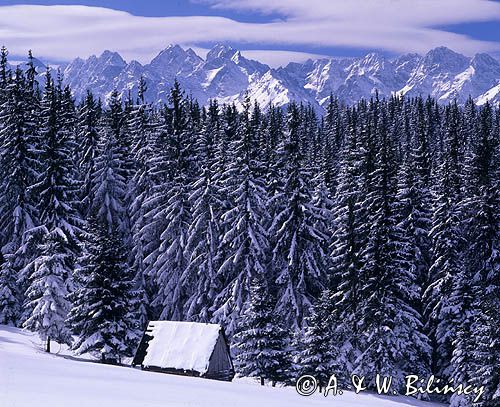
left=1, top=0, right=499, bottom=66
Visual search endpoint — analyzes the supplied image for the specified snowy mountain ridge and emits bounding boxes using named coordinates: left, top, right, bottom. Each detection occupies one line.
left=40, top=44, right=500, bottom=110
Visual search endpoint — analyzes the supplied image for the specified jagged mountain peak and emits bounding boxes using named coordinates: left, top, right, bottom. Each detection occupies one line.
left=98, top=50, right=126, bottom=66
left=348, top=52, right=392, bottom=76
left=206, top=44, right=236, bottom=61
left=185, top=47, right=200, bottom=59
left=471, top=53, right=500, bottom=71
left=151, top=45, right=196, bottom=67
left=427, top=45, right=454, bottom=54
left=360, top=52, right=387, bottom=65
left=393, top=53, right=422, bottom=79
left=231, top=50, right=243, bottom=63
left=393, top=53, right=421, bottom=67
left=127, top=60, right=143, bottom=69
left=421, top=46, right=469, bottom=70
left=124, top=60, right=144, bottom=77
left=165, top=43, right=183, bottom=51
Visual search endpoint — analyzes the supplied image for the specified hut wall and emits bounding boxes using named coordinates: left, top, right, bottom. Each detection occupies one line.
left=205, top=333, right=234, bottom=381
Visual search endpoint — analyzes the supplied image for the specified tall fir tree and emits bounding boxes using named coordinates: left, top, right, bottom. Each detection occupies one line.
left=128, top=77, right=154, bottom=330
left=270, top=103, right=329, bottom=329
left=0, top=65, right=40, bottom=324
left=356, top=108, right=430, bottom=388
left=329, top=107, right=365, bottom=377
left=183, top=100, right=223, bottom=322
left=300, top=289, right=341, bottom=389
left=214, top=96, right=270, bottom=334
left=23, top=70, right=82, bottom=351
left=67, top=219, right=138, bottom=363
left=424, top=106, right=465, bottom=379
left=77, top=90, right=101, bottom=218
left=235, top=275, right=289, bottom=386
left=146, top=81, right=193, bottom=320
left=452, top=104, right=499, bottom=407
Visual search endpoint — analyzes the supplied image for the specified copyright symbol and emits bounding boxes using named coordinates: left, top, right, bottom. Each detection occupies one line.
left=296, top=375, right=318, bottom=396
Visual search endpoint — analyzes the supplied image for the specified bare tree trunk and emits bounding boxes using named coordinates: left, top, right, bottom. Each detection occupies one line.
left=46, top=337, right=51, bottom=353
left=260, top=377, right=265, bottom=386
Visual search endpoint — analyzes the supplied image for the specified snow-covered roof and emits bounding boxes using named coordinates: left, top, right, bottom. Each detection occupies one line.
left=142, top=321, right=221, bottom=374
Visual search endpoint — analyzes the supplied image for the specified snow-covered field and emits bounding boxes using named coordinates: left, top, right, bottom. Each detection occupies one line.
left=0, top=325, right=445, bottom=407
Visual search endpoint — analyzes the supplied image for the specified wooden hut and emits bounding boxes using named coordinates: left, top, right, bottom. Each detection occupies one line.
left=132, top=321, right=235, bottom=382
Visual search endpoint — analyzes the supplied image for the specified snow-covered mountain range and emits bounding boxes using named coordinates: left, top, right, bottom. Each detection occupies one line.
left=34, top=44, right=500, bottom=109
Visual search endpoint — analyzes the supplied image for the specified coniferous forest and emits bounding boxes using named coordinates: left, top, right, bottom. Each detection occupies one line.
left=0, top=49, right=498, bottom=406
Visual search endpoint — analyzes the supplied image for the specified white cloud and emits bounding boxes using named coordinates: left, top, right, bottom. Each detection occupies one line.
left=0, top=2, right=499, bottom=64
left=192, top=46, right=330, bottom=67
left=241, top=50, right=331, bottom=67
left=201, top=0, right=500, bottom=26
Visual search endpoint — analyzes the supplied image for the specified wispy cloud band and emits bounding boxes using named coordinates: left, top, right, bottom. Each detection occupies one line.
left=0, top=1, right=499, bottom=65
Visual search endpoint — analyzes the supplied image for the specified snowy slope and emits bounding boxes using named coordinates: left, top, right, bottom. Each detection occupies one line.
left=475, top=81, right=500, bottom=106
left=0, top=326, right=445, bottom=407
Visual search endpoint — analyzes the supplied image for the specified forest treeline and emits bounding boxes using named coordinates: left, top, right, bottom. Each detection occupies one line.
left=0, top=49, right=498, bottom=406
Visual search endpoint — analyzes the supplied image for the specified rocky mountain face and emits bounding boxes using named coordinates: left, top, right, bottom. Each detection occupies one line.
left=43, top=44, right=500, bottom=110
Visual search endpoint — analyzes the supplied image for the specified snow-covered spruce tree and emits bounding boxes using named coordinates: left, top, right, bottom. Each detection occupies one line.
left=183, top=100, right=223, bottom=322
left=92, top=90, right=133, bottom=238
left=197, top=102, right=238, bottom=318
left=328, top=108, right=366, bottom=378
left=442, top=102, right=465, bottom=197
left=81, top=91, right=143, bottom=346
left=468, top=106, right=500, bottom=407
left=138, top=107, right=173, bottom=319
left=117, top=91, right=137, bottom=189
left=76, top=90, right=101, bottom=218
left=270, top=102, right=329, bottom=329
left=300, top=289, right=340, bottom=390
left=451, top=103, right=499, bottom=407
left=258, top=106, right=284, bottom=299
left=0, top=251, right=20, bottom=325
left=298, top=104, right=318, bottom=163
left=215, top=103, right=239, bottom=181
left=23, top=70, right=82, bottom=351
left=402, top=98, right=433, bottom=283
left=24, top=234, right=73, bottom=351
left=311, top=174, right=334, bottom=250
left=146, top=80, right=194, bottom=320
left=392, top=158, right=433, bottom=382
left=213, top=96, right=270, bottom=334
left=394, top=101, right=434, bottom=331
left=67, top=219, right=138, bottom=363
left=0, top=65, right=40, bottom=325
left=423, top=105, right=465, bottom=380
left=320, top=95, right=343, bottom=195
left=128, top=77, right=154, bottom=330
left=446, top=104, right=480, bottom=407
left=0, top=45, right=7, bottom=75
left=235, top=275, right=289, bottom=386
left=0, top=46, right=9, bottom=106
left=90, top=103, right=129, bottom=236
left=261, top=105, right=284, bottom=191
left=355, top=108, right=431, bottom=389
left=394, top=149, right=433, bottom=338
